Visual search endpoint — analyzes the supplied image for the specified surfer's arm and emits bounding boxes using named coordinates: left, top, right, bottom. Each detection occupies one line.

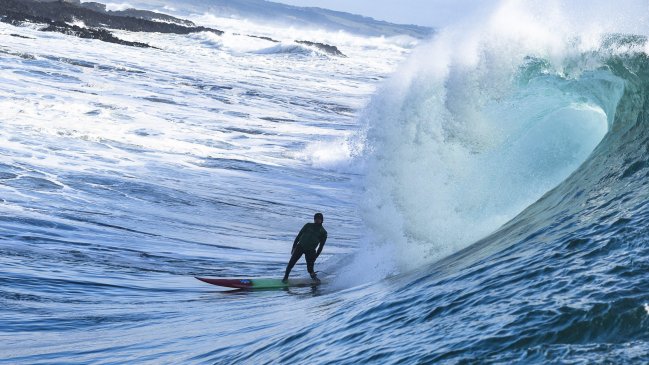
left=292, top=224, right=307, bottom=253
left=316, top=241, right=326, bottom=258
left=316, top=232, right=327, bottom=258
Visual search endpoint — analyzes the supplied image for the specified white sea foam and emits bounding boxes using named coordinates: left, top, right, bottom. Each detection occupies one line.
left=292, top=138, right=354, bottom=169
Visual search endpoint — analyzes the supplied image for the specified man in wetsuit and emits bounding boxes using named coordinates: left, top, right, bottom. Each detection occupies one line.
left=282, top=212, right=327, bottom=283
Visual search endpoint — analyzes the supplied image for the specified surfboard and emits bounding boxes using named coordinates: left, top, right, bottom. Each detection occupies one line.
left=195, top=276, right=321, bottom=289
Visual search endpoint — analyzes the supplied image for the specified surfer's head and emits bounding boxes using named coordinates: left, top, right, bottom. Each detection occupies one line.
left=314, top=212, right=324, bottom=225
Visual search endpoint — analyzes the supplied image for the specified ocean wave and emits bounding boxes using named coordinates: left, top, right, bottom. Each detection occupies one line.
left=252, top=42, right=326, bottom=56
left=348, top=3, right=643, bottom=280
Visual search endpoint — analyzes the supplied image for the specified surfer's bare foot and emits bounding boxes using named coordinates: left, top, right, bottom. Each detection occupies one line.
left=281, top=278, right=288, bottom=284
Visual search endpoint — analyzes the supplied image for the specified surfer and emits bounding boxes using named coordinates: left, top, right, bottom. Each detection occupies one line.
left=282, top=212, right=327, bottom=284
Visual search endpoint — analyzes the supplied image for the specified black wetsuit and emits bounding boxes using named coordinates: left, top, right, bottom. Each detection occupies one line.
left=283, top=223, right=327, bottom=279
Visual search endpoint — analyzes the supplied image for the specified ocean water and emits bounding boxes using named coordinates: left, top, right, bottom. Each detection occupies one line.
left=2, top=1, right=649, bottom=364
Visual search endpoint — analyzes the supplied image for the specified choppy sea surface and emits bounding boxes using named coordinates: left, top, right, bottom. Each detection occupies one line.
left=2, top=2, right=649, bottom=364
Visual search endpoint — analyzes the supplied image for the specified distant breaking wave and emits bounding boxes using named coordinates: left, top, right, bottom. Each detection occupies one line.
left=253, top=42, right=328, bottom=56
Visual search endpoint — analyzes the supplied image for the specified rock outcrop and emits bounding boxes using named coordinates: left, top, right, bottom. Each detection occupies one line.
left=2, top=0, right=222, bottom=34
left=1, top=0, right=347, bottom=56
left=0, top=0, right=222, bottom=48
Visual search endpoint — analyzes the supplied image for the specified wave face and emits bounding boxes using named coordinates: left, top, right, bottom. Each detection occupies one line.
left=2, top=1, right=649, bottom=364
left=344, top=2, right=630, bottom=279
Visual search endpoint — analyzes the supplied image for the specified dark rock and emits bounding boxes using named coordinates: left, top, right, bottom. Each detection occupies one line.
left=0, top=0, right=224, bottom=48
left=1, top=0, right=350, bottom=58
left=246, top=34, right=280, bottom=43
left=10, top=33, right=33, bottom=39
left=295, top=40, right=346, bottom=57
left=0, top=0, right=223, bottom=35
left=41, top=22, right=152, bottom=48
left=1, top=4, right=153, bottom=48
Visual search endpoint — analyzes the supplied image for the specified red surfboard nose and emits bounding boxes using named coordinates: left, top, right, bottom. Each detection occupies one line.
left=195, top=277, right=254, bottom=289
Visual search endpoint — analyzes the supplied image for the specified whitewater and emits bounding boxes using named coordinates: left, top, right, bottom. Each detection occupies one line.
left=2, top=0, right=649, bottom=363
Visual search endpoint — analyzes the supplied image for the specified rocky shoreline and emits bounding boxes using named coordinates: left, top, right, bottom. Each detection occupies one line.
left=0, top=0, right=347, bottom=56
